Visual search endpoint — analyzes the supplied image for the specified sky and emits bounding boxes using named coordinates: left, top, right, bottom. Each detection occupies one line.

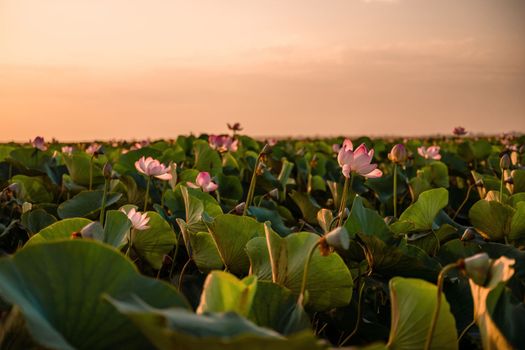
left=1, top=0, right=524, bottom=141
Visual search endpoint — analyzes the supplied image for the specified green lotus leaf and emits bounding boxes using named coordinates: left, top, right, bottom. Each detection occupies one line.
left=26, top=217, right=92, bottom=245
left=345, top=195, right=392, bottom=241
left=132, top=211, right=177, bottom=269
left=20, top=208, right=57, bottom=234
left=246, top=226, right=353, bottom=311
left=185, top=229, right=224, bottom=272
left=511, top=169, right=525, bottom=193
left=216, top=173, right=243, bottom=201
left=103, top=209, right=132, bottom=247
left=205, top=214, right=265, bottom=275
left=10, top=175, right=53, bottom=203
left=57, top=190, right=122, bottom=219
left=193, top=140, right=222, bottom=176
left=387, top=277, right=458, bottom=350
left=248, top=206, right=292, bottom=236
left=0, top=240, right=189, bottom=350
left=469, top=199, right=514, bottom=240
left=289, top=190, right=322, bottom=225
left=8, top=148, right=51, bottom=172
left=399, top=188, right=449, bottom=231
left=197, top=271, right=258, bottom=317
left=63, top=152, right=104, bottom=187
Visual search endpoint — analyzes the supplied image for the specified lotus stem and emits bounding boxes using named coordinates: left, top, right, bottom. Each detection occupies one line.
left=499, top=171, right=504, bottom=203
left=425, top=263, right=458, bottom=350
left=340, top=280, right=366, bottom=346
left=169, top=234, right=181, bottom=280
left=99, top=178, right=109, bottom=225
left=457, top=318, right=476, bottom=344
left=89, top=155, right=94, bottom=191
left=243, top=147, right=266, bottom=216
left=298, top=241, right=320, bottom=306
left=143, top=176, right=151, bottom=212
left=337, top=174, right=351, bottom=227
left=393, top=164, right=398, bottom=218
left=125, top=230, right=134, bottom=257
left=452, top=183, right=474, bottom=220
left=178, top=259, right=192, bottom=292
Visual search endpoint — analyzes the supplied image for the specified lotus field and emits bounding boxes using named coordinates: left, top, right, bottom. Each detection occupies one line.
left=1, top=130, right=525, bottom=350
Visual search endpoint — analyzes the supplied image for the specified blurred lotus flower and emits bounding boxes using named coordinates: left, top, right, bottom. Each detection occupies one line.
left=61, top=146, right=73, bottom=155
left=227, top=122, right=243, bottom=132
left=388, top=144, right=408, bottom=164
left=417, top=145, right=441, bottom=160
left=31, top=136, right=47, bottom=151
left=130, top=140, right=150, bottom=151
left=120, top=208, right=150, bottom=230
left=134, top=156, right=172, bottom=180
left=332, top=144, right=341, bottom=153
left=86, top=143, right=103, bottom=156
left=337, top=139, right=382, bottom=179
left=208, top=135, right=238, bottom=153
left=187, top=172, right=218, bottom=192
left=453, top=126, right=468, bottom=136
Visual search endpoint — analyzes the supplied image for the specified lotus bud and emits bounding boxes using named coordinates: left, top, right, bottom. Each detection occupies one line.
left=461, top=253, right=492, bottom=286
left=388, top=144, right=408, bottom=164
left=22, top=202, right=32, bottom=214
left=500, top=154, right=511, bottom=170
left=103, top=162, right=113, bottom=179
left=461, top=227, right=476, bottom=241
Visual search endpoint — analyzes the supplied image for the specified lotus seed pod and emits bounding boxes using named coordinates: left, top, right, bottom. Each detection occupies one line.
left=500, top=153, right=511, bottom=170
left=388, top=144, right=408, bottom=164
left=463, top=253, right=491, bottom=286
left=324, top=226, right=350, bottom=250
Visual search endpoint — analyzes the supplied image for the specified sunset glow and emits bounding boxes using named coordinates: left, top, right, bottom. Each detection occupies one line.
left=1, top=0, right=524, bottom=141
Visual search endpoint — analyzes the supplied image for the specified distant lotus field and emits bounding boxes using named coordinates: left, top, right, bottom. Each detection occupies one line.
left=0, top=127, right=524, bottom=349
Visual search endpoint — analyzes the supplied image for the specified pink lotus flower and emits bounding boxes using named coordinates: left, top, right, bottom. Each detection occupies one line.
left=337, top=139, right=382, bottom=179
left=86, top=143, right=103, bottom=156
left=31, top=136, right=47, bottom=151
left=417, top=145, right=441, bottom=160
left=208, top=135, right=238, bottom=153
left=61, top=146, right=73, bottom=155
left=130, top=140, right=150, bottom=151
left=120, top=208, right=150, bottom=230
left=134, top=156, right=172, bottom=180
left=187, top=172, right=219, bottom=192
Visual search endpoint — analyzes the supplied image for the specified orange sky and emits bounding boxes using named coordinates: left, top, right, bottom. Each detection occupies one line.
left=1, top=0, right=524, bottom=141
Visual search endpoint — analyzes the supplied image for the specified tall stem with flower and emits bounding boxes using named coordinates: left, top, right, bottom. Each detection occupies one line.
left=388, top=144, right=408, bottom=218
left=134, top=156, right=172, bottom=211
left=336, top=139, right=382, bottom=227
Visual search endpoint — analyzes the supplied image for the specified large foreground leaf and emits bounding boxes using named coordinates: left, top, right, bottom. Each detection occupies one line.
left=106, top=295, right=324, bottom=350
left=0, top=240, right=188, bottom=350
